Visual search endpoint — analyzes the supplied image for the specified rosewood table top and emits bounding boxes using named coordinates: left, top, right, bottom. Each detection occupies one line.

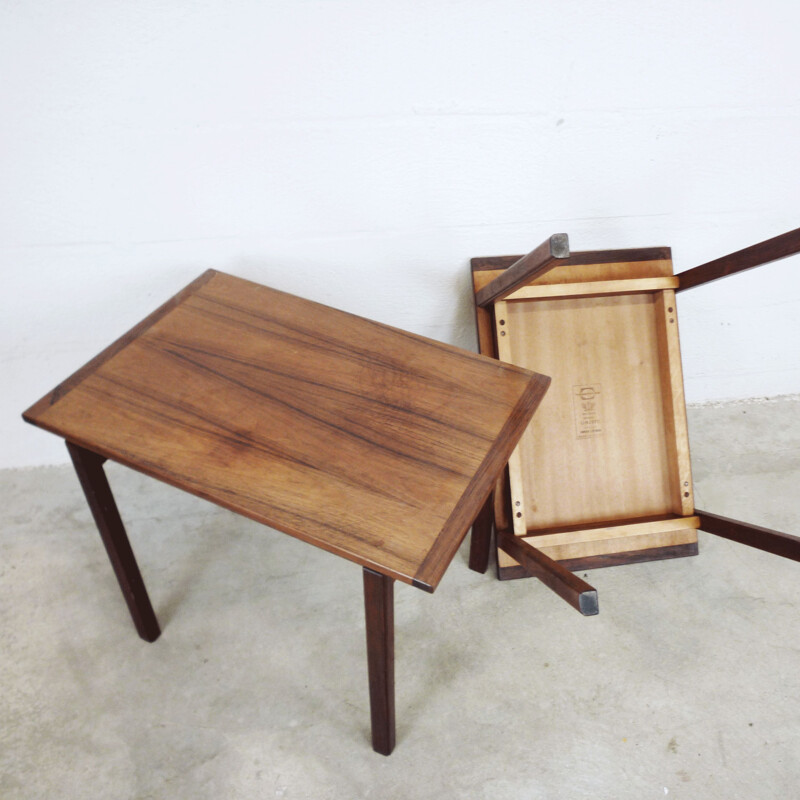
left=24, top=269, right=548, bottom=592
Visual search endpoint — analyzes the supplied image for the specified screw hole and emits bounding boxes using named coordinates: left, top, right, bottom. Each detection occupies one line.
left=499, top=319, right=506, bottom=325
left=515, top=501, right=521, bottom=507
left=500, top=331, right=506, bottom=336
left=684, top=491, right=690, bottom=497
left=668, top=307, right=673, bottom=313
left=516, top=512, right=522, bottom=518
left=669, top=318, right=674, bottom=323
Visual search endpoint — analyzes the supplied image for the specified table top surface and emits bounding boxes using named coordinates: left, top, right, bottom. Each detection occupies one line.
left=24, top=270, right=548, bottom=591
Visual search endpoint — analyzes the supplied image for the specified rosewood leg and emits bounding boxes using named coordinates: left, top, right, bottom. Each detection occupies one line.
left=66, top=441, right=161, bottom=643
left=363, top=567, right=395, bottom=755
left=497, top=530, right=599, bottom=616
left=698, top=510, right=800, bottom=562
left=468, top=491, right=494, bottom=574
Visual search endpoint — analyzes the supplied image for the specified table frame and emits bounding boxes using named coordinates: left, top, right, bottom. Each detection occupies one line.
left=67, top=438, right=402, bottom=754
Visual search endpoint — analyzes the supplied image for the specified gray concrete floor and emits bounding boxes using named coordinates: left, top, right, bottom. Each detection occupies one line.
left=2, top=397, right=800, bottom=799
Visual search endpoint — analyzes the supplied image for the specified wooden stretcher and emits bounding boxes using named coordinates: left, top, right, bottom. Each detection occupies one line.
left=468, top=228, right=800, bottom=615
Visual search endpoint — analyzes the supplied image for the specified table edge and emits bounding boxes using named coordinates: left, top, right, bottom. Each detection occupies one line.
left=412, top=371, right=551, bottom=592
left=22, top=269, right=218, bottom=424
left=48, top=431, right=420, bottom=587
left=470, top=248, right=673, bottom=271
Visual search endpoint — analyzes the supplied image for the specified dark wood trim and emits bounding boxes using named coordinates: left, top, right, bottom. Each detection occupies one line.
left=698, top=510, right=800, bottom=562
left=497, top=531, right=598, bottom=615
left=471, top=246, right=672, bottom=273
left=497, top=541, right=699, bottom=579
left=23, top=270, right=218, bottom=422
left=66, top=441, right=161, bottom=642
left=413, top=371, right=551, bottom=592
left=468, top=491, right=494, bottom=574
left=363, top=568, right=395, bottom=756
left=676, top=227, right=800, bottom=292
left=475, top=234, right=570, bottom=307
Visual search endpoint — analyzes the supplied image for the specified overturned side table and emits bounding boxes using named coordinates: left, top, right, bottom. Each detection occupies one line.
left=469, top=228, right=800, bottom=612
left=22, top=269, right=549, bottom=755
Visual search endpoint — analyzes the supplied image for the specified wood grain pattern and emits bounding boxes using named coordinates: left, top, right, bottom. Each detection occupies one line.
left=677, top=226, right=800, bottom=292
left=472, top=256, right=675, bottom=296
left=475, top=234, right=570, bottom=307
left=653, top=291, right=694, bottom=515
left=470, top=266, right=520, bottom=574
left=497, top=541, right=699, bottom=579
left=523, top=525, right=698, bottom=561
left=468, top=491, right=494, bottom=574
left=66, top=441, right=161, bottom=642
left=363, top=567, right=395, bottom=756
left=24, top=271, right=549, bottom=592
left=494, top=300, right=531, bottom=535
left=497, top=530, right=598, bottom=615
left=698, top=510, right=800, bottom=561
left=468, top=275, right=512, bottom=542
left=525, top=516, right=700, bottom=549
left=471, top=249, right=698, bottom=571
left=24, top=270, right=217, bottom=421
left=471, top=247, right=672, bottom=272
left=504, top=276, right=678, bottom=301
left=500, top=292, right=677, bottom=530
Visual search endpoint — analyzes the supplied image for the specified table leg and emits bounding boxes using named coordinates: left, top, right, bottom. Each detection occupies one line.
left=363, top=567, right=395, bottom=755
left=66, top=441, right=161, bottom=643
left=468, top=490, right=494, bottom=574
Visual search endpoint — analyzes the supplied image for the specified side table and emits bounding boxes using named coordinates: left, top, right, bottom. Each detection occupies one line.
left=22, top=269, right=549, bottom=754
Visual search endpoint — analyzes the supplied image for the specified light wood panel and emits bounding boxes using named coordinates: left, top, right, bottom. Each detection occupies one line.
left=654, top=290, right=695, bottom=515
left=504, top=277, right=678, bottom=301
left=472, top=250, right=697, bottom=570
left=498, top=292, right=677, bottom=531
left=472, top=255, right=674, bottom=289
left=526, top=516, right=700, bottom=548
left=523, top=258, right=674, bottom=285
left=522, top=525, right=698, bottom=561
left=24, top=270, right=550, bottom=592
left=495, top=300, right=531, bottom=535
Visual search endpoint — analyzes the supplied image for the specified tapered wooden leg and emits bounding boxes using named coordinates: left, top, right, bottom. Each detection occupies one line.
left=66, top=441, right=161, bottom=642
left=498, top=530, right=599, bottom=616
left=698, top=510, right=800, bottom=561
left=363, top=567, right=395, bottom=756
left=468, top=491, right=494, bottom=574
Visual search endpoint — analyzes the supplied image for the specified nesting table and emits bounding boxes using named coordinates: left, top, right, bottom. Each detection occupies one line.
left=23, top=269, right=549, bottom=754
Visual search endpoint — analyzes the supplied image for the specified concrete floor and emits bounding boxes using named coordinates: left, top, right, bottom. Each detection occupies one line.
left=2, top=397, right=799, bottom=799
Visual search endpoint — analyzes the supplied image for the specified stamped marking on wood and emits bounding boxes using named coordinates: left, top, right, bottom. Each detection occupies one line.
left=573, top=383, right=603, bottom=439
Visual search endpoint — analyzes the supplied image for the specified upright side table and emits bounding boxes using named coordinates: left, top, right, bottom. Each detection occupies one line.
left=22, top=269, right=549, bottom=755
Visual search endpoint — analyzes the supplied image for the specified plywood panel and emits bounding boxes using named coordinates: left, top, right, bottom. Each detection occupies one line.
left=498, top=292, right=676, bottom=531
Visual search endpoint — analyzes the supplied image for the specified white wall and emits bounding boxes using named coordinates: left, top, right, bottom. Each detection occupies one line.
left=3, top=1, right=800, bottom=468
